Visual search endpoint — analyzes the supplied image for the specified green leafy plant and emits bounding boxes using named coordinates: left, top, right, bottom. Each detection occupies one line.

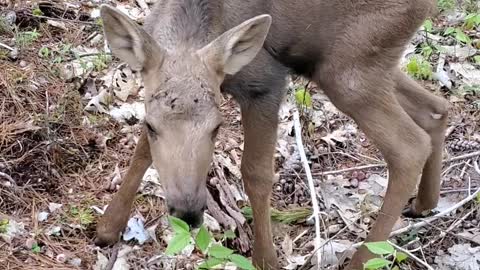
left=294, top=87, right=312, bottom=108
left=15, top=29, right=41, bottom=47
left=437, top=0, right=455, bottom=11
left=423, top=19, right=433, bottom=33
left=166, top=216, right=256, bottom=270
left=31, top=242, right=41, bottom=253
left=406, top=56, right=433, bottom=80
left=69, top=206, right=94, bottom=226
left=0, top=219, right=9, bottom=233
left=464, top=13, right=480, bottom=30
left=474, top=55, right=480, bottom=64
left=32, top=8, right=44, bottom=16
left=454, top=28, right=472, bottom=44
left=38, top=47, right=51, bottom=58
left=363, top=241, right=408, bottom=270
left=93, top=53, right=110, bottom=71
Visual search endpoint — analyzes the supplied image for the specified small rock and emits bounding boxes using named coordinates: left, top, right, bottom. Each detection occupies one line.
left=209, top=177, right=218, bottom=186
left=46, top=226, right=61, bottom=236
left=19, top=60, right=27, bottom=68
left=25, top=238, right=36, bottom=249
left=37, top=212, right=49, bottom=222
left=56, top=254, right=67, bottom=263
left=327, top=224, right=342, bottom=235
left=363, top=217, right=371, bottom=224
left=350, top=178, right=359, bottom=188
left=8, top=48, right=18, bottom=60
left=68, top=258, right=82, bottom=267
left=48, top=203, right=63, bottom=213
left=357, top=171, right=366, bottom=181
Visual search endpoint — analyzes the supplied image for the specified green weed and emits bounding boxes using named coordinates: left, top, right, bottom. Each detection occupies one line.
left=15, top=29, right=41, bottom=47
left=406, top=57, right=433, bottom=80
left=166, top=216, right=256, bottom=270
left=363, top=241, right=408, bottom=270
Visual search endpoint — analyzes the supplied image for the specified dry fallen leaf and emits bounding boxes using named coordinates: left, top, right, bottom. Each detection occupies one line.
left=435, top=244, right=480, bottom=270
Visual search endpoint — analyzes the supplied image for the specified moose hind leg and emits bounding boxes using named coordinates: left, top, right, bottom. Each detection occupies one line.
left=316, top=68, right=432, bottom=269
left=394, top=70, right=449, bottom=216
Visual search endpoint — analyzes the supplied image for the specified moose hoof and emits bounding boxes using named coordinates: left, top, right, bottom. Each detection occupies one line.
left=94, top=228, right=121, bottom=247
left=402, top=199, right=436, bottom=218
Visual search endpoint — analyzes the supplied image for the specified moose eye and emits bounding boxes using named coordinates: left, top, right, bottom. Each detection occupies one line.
left=212, top=124, right=221, bottom=139
left=145, top=122, right=156, bottom=134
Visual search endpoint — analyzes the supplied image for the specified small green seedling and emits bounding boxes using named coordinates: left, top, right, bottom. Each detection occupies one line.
left=0, top=219, right=9, bottom=233
left=464, top=13, right=480, bottom=30
left=454, top=28, right=472, bottom=44
left=31, top=242, right=41, bottom=253
left=437, top=0, right=455, bottom=12
left=32, top=8, right=44, bottom=16
left=166, top=216, right=256, bottom=270
left=38, top=47, right=50, bottom=58
left=406, top=56, right=433, bottom=80
left=363, top=241, right=408, bottom=270
left=15, top=29, right=41, bottom=47
left=294, top=87, right=312, bottom=108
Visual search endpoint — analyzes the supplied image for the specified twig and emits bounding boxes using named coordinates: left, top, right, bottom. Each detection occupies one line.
left=352, top=186, right=480, bottom=248
left=459, top=160, right=471, bottom=179
left=30, top=14, right=97, bottom=25
left=446, top=151, right=480, bottom=163
left=0, top=42, right=14, bottom=51
left=315, top=151, right=480, bottom=176
left=387, top=241, right=434, bottom=270
left=0, top=171, right=15, bottom=185
left=293, top=109, right=322, bottom=269
left=474, top=160, right=480, bottom=175
left=445, top=207, right=475, bottom=233
left=313, top=163, right=385, bottom=176
left=105, top=243, right=121, bottom=270
left=136, top=0, right=151, bottom=15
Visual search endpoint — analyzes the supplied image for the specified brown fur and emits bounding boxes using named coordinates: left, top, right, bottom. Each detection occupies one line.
left=95, top=1, right=448, bottom=269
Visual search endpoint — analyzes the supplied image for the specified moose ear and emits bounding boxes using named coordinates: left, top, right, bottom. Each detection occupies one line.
left=100, top=4, right=164, bottom=71
left=197, top=14, right=271, bottom=75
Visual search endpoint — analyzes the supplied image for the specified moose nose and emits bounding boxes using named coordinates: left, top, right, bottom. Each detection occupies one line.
left=169, top=206, right=204, bottom=228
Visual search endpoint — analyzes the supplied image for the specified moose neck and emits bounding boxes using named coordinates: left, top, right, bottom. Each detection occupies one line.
left=154, top=0, right=224, bottom=49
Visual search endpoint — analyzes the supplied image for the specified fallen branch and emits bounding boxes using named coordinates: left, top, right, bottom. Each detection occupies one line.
left=30, top=14, right=97, bottom=25
left=352, top=186, right=480, bottom=248
left=0, top=42, right=14, bottom=51
left=313, top=163, right=385, bottom=176
left=474, top=160, right=480, bottom=175
left=314, top=150, right=480, bottom=176
left=0, top=171, right=15, bottom=185
left=387, top=240, right=434, bottom=270
left=293, top=110, right=322, bottom=269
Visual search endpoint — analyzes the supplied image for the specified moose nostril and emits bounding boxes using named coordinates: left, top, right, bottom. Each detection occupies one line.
left=176, top=210, right=203, bottom=228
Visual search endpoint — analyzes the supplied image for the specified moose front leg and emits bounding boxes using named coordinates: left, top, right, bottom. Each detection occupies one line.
left=95, top=131, right=152, bottom=246
left=239, top=100, right=281, bottom=270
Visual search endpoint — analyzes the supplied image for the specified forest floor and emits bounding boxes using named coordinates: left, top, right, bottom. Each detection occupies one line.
left=0, top=0, right=479, bottom=269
